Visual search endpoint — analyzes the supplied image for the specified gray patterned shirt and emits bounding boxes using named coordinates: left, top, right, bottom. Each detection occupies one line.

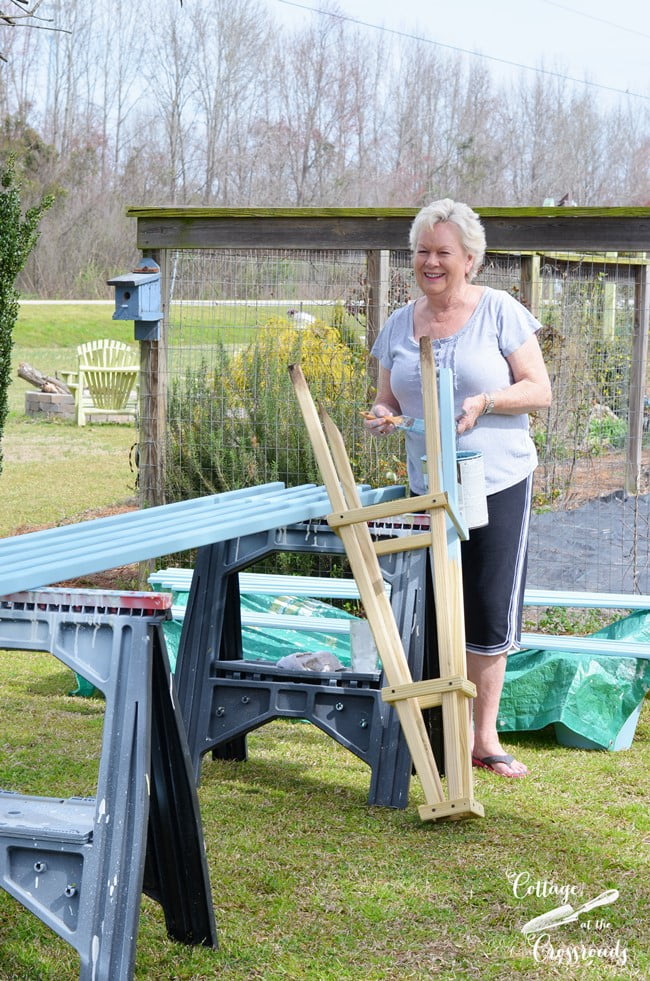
left=371, top=287, right=542, bottom=495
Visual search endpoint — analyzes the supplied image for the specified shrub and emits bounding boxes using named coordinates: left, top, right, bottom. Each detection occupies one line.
left=0, top=159, right=53, bottom=474
left=587, top=412, right=627, bottom=453
left=165, top=319, right=404, bottom=503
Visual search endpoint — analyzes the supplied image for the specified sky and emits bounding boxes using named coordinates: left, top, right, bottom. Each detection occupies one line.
left=271, top=0, right=650, bottom=105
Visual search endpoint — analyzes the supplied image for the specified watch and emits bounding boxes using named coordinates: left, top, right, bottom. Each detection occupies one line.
left=482, top=393, right=495, bottom=415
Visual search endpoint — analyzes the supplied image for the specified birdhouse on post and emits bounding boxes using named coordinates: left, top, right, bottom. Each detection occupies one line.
left=107, top=258, right=163, bottom=340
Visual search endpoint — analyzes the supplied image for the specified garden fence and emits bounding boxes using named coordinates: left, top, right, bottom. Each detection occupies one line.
left=127, top=208, right=650, bottom=594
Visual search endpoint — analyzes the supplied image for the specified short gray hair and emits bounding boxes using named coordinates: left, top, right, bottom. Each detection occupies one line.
left=409, top=198, right=486, bottom=281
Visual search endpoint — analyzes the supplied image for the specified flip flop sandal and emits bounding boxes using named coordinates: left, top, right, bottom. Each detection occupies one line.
left=472, top=753, right=527, bottom=778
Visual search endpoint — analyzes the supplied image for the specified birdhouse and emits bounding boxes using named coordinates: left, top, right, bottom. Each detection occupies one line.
left=107, top=259, right=163, bottom=340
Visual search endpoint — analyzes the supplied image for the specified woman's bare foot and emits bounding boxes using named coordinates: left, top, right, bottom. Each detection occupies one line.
left=471, top=749, right=529, bottom=778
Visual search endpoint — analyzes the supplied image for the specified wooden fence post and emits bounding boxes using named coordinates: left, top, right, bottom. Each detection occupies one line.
left=520, top=253, right=541, bottom=317
left=138, top=248, right=167, bottom=510
left=366, top=249, right=390, bottom=383
left=626, top=262, right=650, bottom=495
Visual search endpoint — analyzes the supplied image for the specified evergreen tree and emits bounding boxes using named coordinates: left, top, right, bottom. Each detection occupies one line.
left=0, top=159, right=53, bottom=474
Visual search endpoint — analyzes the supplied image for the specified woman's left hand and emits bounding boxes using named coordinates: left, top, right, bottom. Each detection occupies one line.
left=456, top=395, right=486, bottom=434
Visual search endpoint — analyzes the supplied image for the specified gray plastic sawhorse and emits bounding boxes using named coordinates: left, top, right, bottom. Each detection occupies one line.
left=0, top=587, right=217, bottom=981
left=174, top=520, right=443, bottom=808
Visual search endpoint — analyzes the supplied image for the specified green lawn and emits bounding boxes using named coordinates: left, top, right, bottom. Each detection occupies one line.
left=0, top=655, right=647, bottom=980
left=3, top=312, right=137, bottom=535
left=0, top=305, right=647, bottom=980
left=0, top=416, right=136, bottom=536
left=13, top=300, right=359, bottom=351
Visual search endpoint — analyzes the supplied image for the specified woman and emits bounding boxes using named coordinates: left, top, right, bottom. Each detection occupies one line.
left=364, top=198, right=552, bottom=778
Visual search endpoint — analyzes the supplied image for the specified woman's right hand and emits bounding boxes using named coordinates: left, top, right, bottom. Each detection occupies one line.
left=363, top=404, right=398, bottom=435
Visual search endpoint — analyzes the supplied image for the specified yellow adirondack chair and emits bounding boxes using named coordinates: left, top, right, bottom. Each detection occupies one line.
left=74, top=339, right=139, bottom=426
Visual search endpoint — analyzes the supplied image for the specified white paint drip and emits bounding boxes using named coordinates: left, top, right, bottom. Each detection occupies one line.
left=91, top=934, right=100, bottom=981
left=169, top=674, right=176, bottom=709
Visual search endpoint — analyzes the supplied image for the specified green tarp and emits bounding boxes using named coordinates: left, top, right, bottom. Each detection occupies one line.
left=73, top=593, right=649, bottom=753
left=159, top=602, right=650, bottom=751
left=499, top=611, right=650, bottom=750
left=162, top=592, right=357, bottom=674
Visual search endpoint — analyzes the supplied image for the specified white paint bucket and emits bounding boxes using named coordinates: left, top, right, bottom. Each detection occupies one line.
left=420, top=450, right=488, bottom=530
left=456, top=450, right=488, bottom=529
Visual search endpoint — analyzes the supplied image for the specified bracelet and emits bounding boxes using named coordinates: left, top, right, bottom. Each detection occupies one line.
left=481, top=392, right=495, bottom=415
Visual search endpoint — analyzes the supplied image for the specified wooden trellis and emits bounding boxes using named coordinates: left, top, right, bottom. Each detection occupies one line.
left=289, top=339, right=483, bottom=822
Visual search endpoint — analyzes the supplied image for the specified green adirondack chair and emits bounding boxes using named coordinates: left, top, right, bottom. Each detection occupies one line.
left=72, top=339, right=139, bottom=426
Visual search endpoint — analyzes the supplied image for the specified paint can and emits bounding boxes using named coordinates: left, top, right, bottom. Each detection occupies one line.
left=420, top=450, right=488, bottom=530
left=455, top=450, right=488, bottom=529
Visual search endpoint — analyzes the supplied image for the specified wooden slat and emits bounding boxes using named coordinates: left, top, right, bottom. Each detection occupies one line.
left=626, top=263, right=650, bottom=494
left=382, top=676, right=477, bottom=707
left=373, top=533, right=433, bottom=556
left=152, top=573, right=650, bottom=611
left=290, top=365, right=485, bottom=821
left=420, top=340, right=476, bottom=815
left=152, top=572, right=650, bottom=610
left=327, top=492, right=448, bottom=528
left=151, top=569, right=371, bottom=599
left=523, top=588, right=650, bottom=609
left=289, top=365, right=449, bottom=813
left=519, top=633, right=650, bottom=660
left=328, top=490, right=466, bottom=540
left=129, top=206, right=650, bottom=252
left=229, top=612, right=354, bottom=635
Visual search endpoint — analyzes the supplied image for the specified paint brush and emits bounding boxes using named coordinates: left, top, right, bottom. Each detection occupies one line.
left=360, top=411, right=425, bottom=434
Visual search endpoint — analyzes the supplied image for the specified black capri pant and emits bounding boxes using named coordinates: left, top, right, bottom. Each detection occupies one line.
left=461, top=474, right=533, bottom=656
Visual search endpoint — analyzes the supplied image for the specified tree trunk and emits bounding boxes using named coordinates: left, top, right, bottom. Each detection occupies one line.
left=18, top=361, right=72, bottom=394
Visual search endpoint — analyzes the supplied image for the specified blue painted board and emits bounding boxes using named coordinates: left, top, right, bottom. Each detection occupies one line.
left=0, top=482, right=405, bottom=597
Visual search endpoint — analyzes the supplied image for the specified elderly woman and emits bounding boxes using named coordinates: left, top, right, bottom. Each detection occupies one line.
left=365, top=199, right=551, bottom=778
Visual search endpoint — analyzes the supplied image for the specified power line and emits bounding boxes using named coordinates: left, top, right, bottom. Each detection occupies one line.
left=276, top=0, right=650, bottom=102
left=538, top=0, right=650, bottom=43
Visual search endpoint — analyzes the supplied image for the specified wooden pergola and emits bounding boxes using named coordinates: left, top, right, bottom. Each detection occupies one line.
left=124, top=206, right=650, bottom=507
left=130, top=205, right=650, bottom=252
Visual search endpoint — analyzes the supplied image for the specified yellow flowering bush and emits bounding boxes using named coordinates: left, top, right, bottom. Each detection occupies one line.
left=166, top=316, right=406, bottom=507
left=229, top=318, right=357, bottom=410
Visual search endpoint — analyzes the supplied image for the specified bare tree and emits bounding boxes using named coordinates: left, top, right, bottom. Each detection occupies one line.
left=381, top=40, right=501, bottom=206
left=141, top=0, right=195, bottom=203
left=0, top=11, right=40, bottom=116
left=2, top=0, right=649, bottom=295
left=91, top=0, right=147, bottom=181
left=337, top=26, right=390, bottom=206
left=269, top=11, right=363, bottom=205
left=0, top=1, right=70, bottom=63
left=186, top=0, right=271, bottom=205
left=39, top=0, right=94, bottom=156
left=498, top=72, right=573, bottom=205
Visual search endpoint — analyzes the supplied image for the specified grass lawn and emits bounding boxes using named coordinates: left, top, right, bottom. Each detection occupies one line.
left=0, top=418, right=135, bottom=536
left=0, top=305, right=648, bottom=979
left=2, top=370, right=136, bottom=537
left=0, top=662, right=647, bottom=980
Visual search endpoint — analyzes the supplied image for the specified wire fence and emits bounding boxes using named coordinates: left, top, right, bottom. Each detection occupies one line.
left=159, top=247, right=649, bottom=592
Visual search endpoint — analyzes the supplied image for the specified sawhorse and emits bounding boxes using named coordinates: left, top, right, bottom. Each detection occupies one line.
left=173, top=521, right=442, bottom=808
left=0, top=588, right=217, bottom=980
